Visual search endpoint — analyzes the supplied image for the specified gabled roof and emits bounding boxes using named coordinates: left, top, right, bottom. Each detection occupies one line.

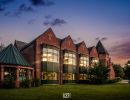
left=88, top=46, right=95, bottom=53
left=20, top=27, right=59, bottom=51
left=96, top=40, right=109, bottom=54
left=76, top=41, right=83, bottom=48
left=0, top=44, right=31, bottom=66
left=76, top=41, right=89, bottom=54
left=14, top=40, right=28, bottom=50
left=61, top=35, right=76, bottom=51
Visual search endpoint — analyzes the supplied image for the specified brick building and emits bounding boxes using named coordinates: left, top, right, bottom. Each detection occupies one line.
left=96, top=41, right=115, bottom=79
left=1, top=28, right=115, bottom=85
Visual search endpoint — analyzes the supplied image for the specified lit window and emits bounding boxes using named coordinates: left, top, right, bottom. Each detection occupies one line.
left=19, top=69, right=27, bottom=81
left=63, top=73, right=75, bottom=80
left=79, top=74, right=87, bottom=80
left=41, top=72, right=59, bottom=80
left=79, top=55, right=89, bottom=67
left=63, top=52, right=76, bottom=65
left=92, top=58, right=99, bottom=63
left=42, top=46, right=59, bottom=63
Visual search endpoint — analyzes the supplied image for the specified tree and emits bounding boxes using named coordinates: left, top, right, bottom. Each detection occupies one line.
left=88, top=62, right=110, bottom=84
left=124, top=65, right=130, bottom=80
left=113, top=64, right=125, bottom=78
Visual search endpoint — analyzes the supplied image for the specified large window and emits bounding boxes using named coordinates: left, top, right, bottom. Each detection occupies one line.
left=41, top=45, right=59, bottom=82
left=79, top=56, right=89, bottom=67
left=4, top=67, right=15, bottom=81
left=79, top=74, right=87, bottom=80
left=19, top=69, right=27, bottom=81
left=92, top=57, right=99, bottom=64
left=41, top=72, right=59, bottom=80
left=64, top=52, right=76, bottom=65
left=42, top=46, right=59, bottom=63
left=63, top=73, right=75, bottom=80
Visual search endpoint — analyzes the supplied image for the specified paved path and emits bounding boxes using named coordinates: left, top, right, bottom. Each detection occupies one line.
left=118, top=80, right=129, bottom=83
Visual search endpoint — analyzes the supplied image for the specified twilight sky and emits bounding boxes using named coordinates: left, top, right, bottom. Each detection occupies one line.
left=0, top=0, right=130, bottom=65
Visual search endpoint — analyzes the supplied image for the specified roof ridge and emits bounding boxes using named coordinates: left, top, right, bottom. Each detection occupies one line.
left=0, top=44, right=31, bottom=66
left=96, top=40, right=108, bottom=54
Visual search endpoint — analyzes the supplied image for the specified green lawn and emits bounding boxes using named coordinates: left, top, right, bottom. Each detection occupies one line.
left=0, top=83, right=130, bottom=100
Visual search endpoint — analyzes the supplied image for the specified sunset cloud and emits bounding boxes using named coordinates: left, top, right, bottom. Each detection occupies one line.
left=109, top=40, right=130, bottom=65
left=44, top=18, right=67, bottom=26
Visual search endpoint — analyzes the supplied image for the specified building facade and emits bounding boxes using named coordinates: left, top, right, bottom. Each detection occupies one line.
left=13, top=28, right=115, bottom=84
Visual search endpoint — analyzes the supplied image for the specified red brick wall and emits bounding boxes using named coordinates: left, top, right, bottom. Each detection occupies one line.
left=61, top=36, right=76, bottom=52
left=36, top=28, right=60, bottom=48
left=21, top=43, right=35, bottom=65
left=77, top=42, right=89, bottom=55
left=60, top=36, right=76, bottom=84
left=89, top=47, right=98, bottom=58
left=35, top=28, right=60, bottom=79
left=98, top=54, right=115, bottom=79
left=109, top=64, right=115, bottom=79
left=99, top=54, right=110, bottom=65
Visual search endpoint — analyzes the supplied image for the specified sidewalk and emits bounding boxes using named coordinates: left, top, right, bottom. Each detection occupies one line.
left=118, top=80, right=129, bottom=83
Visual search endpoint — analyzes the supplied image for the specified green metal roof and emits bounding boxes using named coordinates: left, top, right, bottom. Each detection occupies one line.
left=0, top=44, right=31, bottom=66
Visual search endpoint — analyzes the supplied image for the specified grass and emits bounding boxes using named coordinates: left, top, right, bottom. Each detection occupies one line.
left=0, top=83, right=130, bottom=100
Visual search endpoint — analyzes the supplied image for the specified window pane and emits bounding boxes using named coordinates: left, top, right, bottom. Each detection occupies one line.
left=54, top=50, right=57, bottom=54
left=48, top=48, right=53, bottom=52
left=54, top=55, right=58, bottom=62
left=43, top=48, right=47, bottom=52
left=73, top=59, right=76, bottom=65
left=69, top=53, right=72, bottom=57
left=64, top=53, right=68, bottom=57
left=42, top=58, right=47, bottom=61
left=73, top=54, right=76, bottom=58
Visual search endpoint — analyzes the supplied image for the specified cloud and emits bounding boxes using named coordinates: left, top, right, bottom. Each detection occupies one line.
left=0, top=6, right=5, bottom=11
left=0, top=0, right=14, bottom=5
left=45, top=15, right=52, bottom=19
left=18, top=4, right=34, bottom=12
left=95, top=37, right=108, bottom=41
left=109, top=40, right=130, bottom=64
left=0, top=0, right=15, bottom=12
left=4, top=11, right=10, bottom=16
left=12, top=4, right=34, bottom=17
left=1, top=0, right=55, bottom=17
left=101, top=37, right=108, bottom=41
left=28, top=19, right=36, bottom=24
left=95, top=37, right=99, bottom=41
left=44, top=18, right=67, bottom=26
left=30, top=0, right=54, bottom=6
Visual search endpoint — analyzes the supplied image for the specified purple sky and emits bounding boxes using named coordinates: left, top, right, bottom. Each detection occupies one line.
left=0, top=0, right=130, bottom=65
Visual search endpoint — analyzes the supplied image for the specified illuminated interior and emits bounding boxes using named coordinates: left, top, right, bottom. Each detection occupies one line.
left=79, top=56, right=89, bottom=67
left=19, top=69, right=27, bottom=81
left=41, top=45, right=59, bottom=82
left=41, top=72, right=59, bottom=80
left=63, top=73, right=75, bottom=80
left=92, top=57, right=99, bottom=64
left=4, top=67, right=15, bottom=81
left=63, top=52, right=76, bottom=65
left=42, top=47, right=59, bottom=63
left=79, top=74, right=87, bottom=80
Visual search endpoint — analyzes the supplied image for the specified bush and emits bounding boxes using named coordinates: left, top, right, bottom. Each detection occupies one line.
left=20, top=80, right=32, bottom=88
left=3, top=80, right=15, bottom=89
left=33, top=78, right=41, bottom=87
left=108, top=77, right=121, bottom=84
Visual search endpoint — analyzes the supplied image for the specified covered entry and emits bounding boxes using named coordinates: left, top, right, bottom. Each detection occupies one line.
left=0, top=44, right=34, bottom=88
